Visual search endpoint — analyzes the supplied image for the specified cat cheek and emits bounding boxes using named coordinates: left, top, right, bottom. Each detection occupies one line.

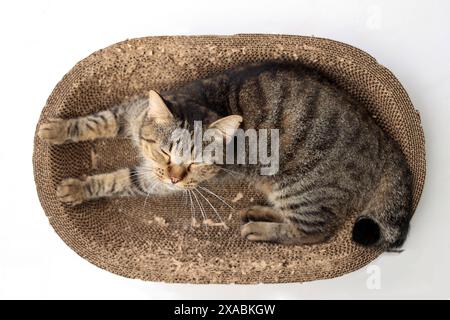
left=142, top=143, right=156, bottom=160
left=143, top=149, right=156, bottom=162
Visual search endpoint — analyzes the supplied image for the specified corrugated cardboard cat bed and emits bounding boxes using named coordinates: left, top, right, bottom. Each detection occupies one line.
left=33, top=34, right=426, bottom=283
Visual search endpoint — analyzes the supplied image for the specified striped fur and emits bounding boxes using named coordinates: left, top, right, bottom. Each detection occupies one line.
left=38, top=62, right=413, bottom=249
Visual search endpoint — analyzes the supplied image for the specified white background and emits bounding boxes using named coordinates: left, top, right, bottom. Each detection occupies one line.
left=0, top=0, right=449, bottom=299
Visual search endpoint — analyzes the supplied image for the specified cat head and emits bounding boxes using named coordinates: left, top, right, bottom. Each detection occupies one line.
left=139, top=90, right=242, bottom=190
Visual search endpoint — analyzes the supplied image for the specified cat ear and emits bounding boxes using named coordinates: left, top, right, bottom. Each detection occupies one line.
left=208, top=115, right=243, bottom=141
left=147, top=90, right=173, bottom=123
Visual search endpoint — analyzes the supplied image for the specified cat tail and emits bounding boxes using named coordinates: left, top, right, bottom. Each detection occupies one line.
left=352, top=160, right=414, bottom=250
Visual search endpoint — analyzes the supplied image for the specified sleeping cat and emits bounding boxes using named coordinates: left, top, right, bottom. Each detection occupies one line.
left=38, top=62, right=413, bottom=249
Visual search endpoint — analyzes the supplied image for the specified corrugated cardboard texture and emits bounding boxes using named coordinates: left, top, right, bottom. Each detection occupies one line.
left=33, top=35, right=426, bottom=283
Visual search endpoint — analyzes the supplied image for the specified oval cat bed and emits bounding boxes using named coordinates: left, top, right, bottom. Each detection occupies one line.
left=33, top=34, right=426, bottom=283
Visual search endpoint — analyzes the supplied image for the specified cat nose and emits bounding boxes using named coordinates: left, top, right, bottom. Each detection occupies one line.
left=170, top=176, right=181, bottom=184
left=168, top=165, right=186, bottom=184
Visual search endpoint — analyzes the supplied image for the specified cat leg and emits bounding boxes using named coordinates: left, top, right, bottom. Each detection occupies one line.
left=239, top=205, right=329, bottom=244
left=38, top=108, right=123, bottom=144
left=57, top=167, right=142, bottom=205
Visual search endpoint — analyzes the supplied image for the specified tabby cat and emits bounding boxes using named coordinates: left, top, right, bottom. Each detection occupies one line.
left=38, top=62, right=413, bottom=249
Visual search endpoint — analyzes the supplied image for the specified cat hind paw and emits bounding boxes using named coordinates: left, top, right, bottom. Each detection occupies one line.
left=239, top=205, right=284, bottom=223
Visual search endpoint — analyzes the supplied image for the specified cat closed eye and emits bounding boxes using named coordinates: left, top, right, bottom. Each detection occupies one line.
left=160, top=147, right=170, bottom=157
left=160, top=148, right=171, bottom=163
left=188, top=163, right=211, bottom=172
left=143, top=141, right=170, bottom=164
left=187, top=163, right=206, bottom=170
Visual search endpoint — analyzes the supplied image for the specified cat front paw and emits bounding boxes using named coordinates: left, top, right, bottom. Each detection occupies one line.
left=38, top=118, right=69, bottom=144
left=57, top=178, right=86, bottom=205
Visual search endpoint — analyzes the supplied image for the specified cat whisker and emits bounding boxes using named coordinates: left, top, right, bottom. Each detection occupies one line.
left=143, top=182, right=159, bottom=208
left=191, top=189, right=207, bottom=221
left=194, top=188, right=225, bottom=224
left=198, top=186, right=235, bottom=211
left=187, top=190, right=195, bottom=222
